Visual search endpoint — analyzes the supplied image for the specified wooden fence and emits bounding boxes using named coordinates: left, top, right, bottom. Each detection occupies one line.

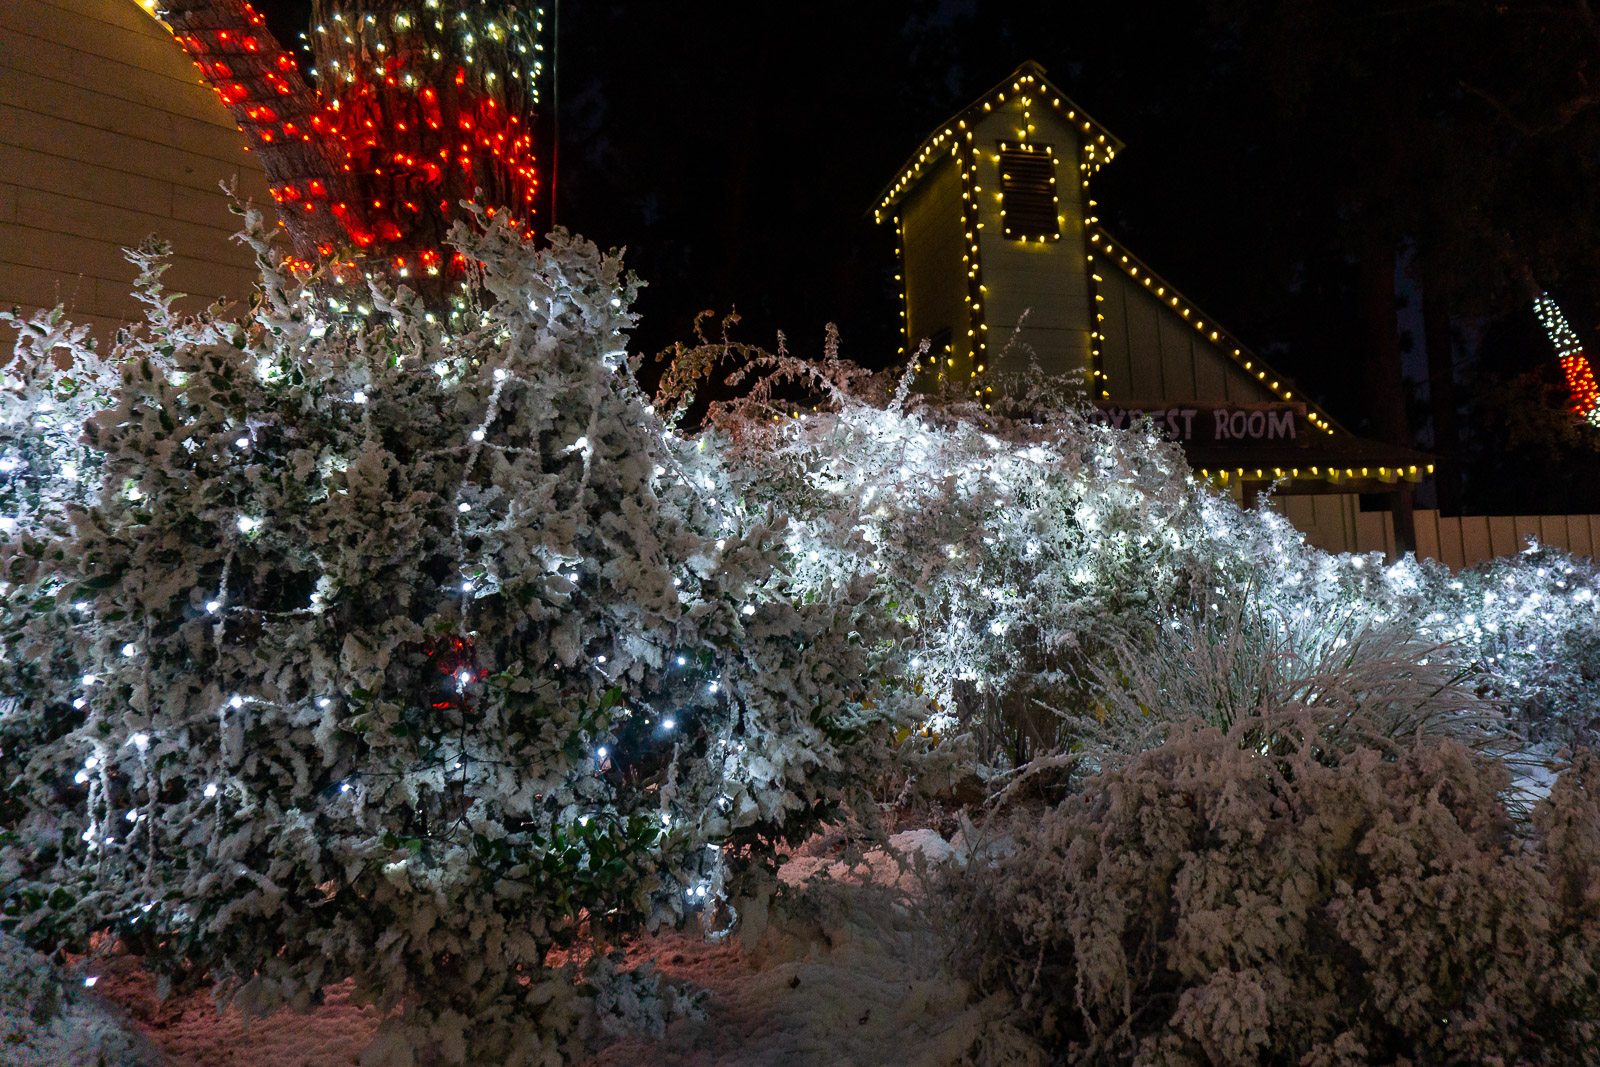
left=1352, top=510, right=1600, bottom=571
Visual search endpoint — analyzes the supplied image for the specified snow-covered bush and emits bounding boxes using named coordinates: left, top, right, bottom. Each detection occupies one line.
left=666, top=346, right=1585, bottom=779
left=3, top=201, right=1597, bottom=1064
left=1071, top=595, right=1512, bottom=777
left=1409, top=546, right=1600, bottom=744
left=950, top=716, right=1600, bottom=1064
left=664, top=355, right=1233, bottom=772
left=0, top=212, right=902, bottom=1064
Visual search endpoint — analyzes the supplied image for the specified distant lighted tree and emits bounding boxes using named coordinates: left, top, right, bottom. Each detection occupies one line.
left=1531, top=291, right=1600, bottom=428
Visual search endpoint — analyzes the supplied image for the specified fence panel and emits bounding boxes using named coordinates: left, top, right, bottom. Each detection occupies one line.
left=1370, top=511, right=1600, bottom=571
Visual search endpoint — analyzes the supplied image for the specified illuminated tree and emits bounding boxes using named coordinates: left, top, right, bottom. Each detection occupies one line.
left=1532, top=291, right=1600, bottom=429
left=158, top=0, right=547, bottom=289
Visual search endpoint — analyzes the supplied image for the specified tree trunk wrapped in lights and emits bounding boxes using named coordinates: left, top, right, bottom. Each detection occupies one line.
left=1531, top=291, right=1600, bottom=429
left=159, top=0, right=546, bottom=287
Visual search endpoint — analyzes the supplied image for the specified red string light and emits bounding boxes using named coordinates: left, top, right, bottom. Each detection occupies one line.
left=1562, top=352, right=1600, bottom=420
left=166, top=0, right=542, bottom=281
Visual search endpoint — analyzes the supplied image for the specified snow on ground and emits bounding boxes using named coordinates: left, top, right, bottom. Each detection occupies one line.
left=86, top=964, right=381, bottom=1067
left=593, top=829, right=994, bottom=1067
left=0, top=931, right=164, bottom=1067
left=1, top=829, right=997, bottom=1067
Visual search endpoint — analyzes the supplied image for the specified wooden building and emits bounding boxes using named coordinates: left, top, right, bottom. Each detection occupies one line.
left=0, top=0, right=272, bottom=341
left=875, top=61, right=1431, bottom=556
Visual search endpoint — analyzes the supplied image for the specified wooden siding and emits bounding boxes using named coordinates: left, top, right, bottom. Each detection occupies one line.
left=0, top=0, right=272, bottom=341
left=1412, top=511, right=1599, bottom=570
left=1278, top=497, right=1600, bottom=569
left=1098, top=266, right=1274, bottom=404
left=971, top=105, right=1091, bottom=378
left=901, top=152, right=970, bottom=378
left=1279, top=494, right=1366, bottom=557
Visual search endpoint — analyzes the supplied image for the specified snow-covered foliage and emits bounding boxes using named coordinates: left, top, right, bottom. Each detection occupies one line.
left=948, top=717, right=1600, bottom=1064
left=672, top=347, right=1596, bottom=779
left=0, top=212, right=902, bottom=1065
left=2, top=210, right=1598, bottom=1065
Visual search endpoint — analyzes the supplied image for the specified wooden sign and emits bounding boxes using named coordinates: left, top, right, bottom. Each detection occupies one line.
left=1090, top=402, right=1308, bottom=446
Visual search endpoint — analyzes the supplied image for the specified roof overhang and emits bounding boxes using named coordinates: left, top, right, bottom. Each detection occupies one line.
left=1190, top=435, right=1436, bottom=492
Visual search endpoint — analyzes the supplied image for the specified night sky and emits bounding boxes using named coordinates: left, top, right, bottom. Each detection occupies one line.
left=262, top=0, right=1600, bottom=514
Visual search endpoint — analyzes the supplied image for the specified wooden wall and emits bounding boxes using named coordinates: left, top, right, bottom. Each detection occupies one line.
left=1277, top=496, right=1600, bottom=569
left=1277, top=494, right=1365, bottom=557
left=1097, top=267, right=1274, bottom=404
left=1409, top=511, right=1598, bottom=570
left=0, top=0, right=272, bottom=341
left=970, top=105, right=1092, bottom=378
left=901, top=153, right=970, bottom=378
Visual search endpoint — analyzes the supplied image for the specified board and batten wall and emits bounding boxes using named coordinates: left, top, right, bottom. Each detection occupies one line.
left=1279, top=495, right=1600, bottom=570
left=968, top=104, right=1092, bottom=379
left=901, top=154, right=970, bottom=375
left=0, top=0, right=272, bottom=341
left=1096, top=266, right=1275, bottom=405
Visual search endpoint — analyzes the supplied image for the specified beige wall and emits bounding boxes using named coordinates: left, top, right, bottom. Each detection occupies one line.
left=901, top=153, right=970, bottom=385
left=1098, top=266, right=1276, bottom=405
left=0, top=0, right=272, bottom=341
left=1276, top=495, right=1600, bottom=569
left=969, top=104, right=1092, bottom=379
left=1277, top=494, right=1367, bottom=557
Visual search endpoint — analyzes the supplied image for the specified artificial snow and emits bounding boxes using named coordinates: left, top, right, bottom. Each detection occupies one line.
left=6, top=832, right=1008, bottom=1067
left=0, top=931, right=163, bottom=1067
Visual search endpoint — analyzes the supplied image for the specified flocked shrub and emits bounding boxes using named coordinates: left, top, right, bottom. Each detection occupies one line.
left=951, top=712, right=1600, bottom=1065
left=0, top=211, right=902, bottom=1065
left=2, top=200, right=1599, bottom=1065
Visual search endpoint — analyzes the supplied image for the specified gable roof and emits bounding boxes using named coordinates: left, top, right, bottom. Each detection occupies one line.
left=874, top=60, right=1124, bottom=221
left=874, top=60, right=1348, bottom=442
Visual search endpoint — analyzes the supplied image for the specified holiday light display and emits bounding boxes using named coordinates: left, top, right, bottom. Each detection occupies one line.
left=157, top=0, right=545, bottom=284
left=879, top=67, right=1336, bottom=432
left=0, top=214, right=904, bottom=1064
left=3, top=215, right=1600, bottom=1063
left=1532, top=292, right=1600, bottom=428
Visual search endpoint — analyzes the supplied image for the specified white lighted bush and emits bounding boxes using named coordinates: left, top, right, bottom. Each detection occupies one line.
left=0, top=212, right=901, bottom=1064
left=2, top=205, right=1598, bottom=1065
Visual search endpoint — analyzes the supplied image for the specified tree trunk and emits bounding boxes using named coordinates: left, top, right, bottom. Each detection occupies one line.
left=159, top=0, right=545, bottom=297
left=1421, top=268, right=1462, bottom=516
left=1358, top=232, right=1415, bottom=554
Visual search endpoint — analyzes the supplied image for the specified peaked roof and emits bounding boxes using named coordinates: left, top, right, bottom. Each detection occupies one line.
left=874, top=60, right=1124, bottom=220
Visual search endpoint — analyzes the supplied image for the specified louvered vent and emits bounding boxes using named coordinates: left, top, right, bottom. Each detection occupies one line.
left=999, top=143, right=1059, bottom=240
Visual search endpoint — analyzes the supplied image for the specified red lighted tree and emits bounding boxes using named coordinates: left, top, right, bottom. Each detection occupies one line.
left=159, top=0, right=545, bottom=286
